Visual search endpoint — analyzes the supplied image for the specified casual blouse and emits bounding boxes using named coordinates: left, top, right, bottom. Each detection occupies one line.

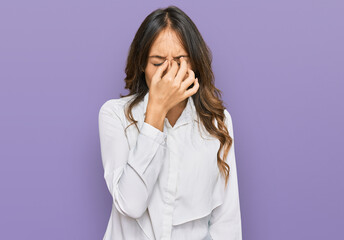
left=98, top=90, right=242, bottom=240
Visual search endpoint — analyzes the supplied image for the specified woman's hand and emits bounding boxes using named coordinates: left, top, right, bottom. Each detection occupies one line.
left=149, top=56, right=199, bottom=114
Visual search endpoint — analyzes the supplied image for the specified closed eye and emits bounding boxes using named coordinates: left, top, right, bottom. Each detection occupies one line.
left=153, top=61, right=181, bottom=67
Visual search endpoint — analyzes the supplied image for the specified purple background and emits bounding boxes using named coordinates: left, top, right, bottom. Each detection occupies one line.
left=1, top=1, right=343, bottom=239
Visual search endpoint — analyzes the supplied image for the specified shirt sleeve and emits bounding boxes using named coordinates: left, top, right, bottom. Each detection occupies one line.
left=208, top=109, right=243, bottom=240
left=98, top=100, right=168, bottom=219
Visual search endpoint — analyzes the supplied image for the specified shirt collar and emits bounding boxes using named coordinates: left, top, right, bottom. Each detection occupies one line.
left=142, top=90, right=199, bottom=127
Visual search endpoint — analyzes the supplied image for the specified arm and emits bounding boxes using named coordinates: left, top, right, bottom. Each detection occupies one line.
left=209, top=109, right=243, bottom=240
left=98, top=100, right=168, bottom=219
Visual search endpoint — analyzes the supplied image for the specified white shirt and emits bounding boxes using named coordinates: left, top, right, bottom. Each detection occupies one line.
left=98, top=90, right=242, bottom=240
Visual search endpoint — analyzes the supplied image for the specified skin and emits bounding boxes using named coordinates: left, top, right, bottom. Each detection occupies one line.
left=144, top=28, right=199, bottom=130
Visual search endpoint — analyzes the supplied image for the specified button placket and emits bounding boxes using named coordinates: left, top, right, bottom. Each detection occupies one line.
left=160, top=130, right=179, bottom=240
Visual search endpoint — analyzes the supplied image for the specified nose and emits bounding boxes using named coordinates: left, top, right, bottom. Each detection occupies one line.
left=167, top=59, right=173, bottom=70
left=166, top=59, right=179, bottom=70
left=166, top=60, right=171, bottom=70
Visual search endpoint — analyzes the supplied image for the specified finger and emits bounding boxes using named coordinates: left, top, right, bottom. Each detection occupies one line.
left=187, top=68, right=195, bottom=80
left=183, top=71, right=189, bottom=81
left=153, top=59, right=169, bottom=81
left=184, top=77, right=199, bottom=97
left=181, top=69, right=196, bottom=90
left=175, top=57, right=188, bottom=84
left=163, top=60, right=179, bottom=81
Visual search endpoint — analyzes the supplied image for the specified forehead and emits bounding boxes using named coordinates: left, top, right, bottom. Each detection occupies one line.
left=149, top=29, right=187, bottom=55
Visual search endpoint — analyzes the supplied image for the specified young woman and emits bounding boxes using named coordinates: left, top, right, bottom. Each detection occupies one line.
left=98, top=5, right=242, bottom=240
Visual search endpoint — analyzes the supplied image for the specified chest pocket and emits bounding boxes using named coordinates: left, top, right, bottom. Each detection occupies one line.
left=171, top=127, right=226, bottom=226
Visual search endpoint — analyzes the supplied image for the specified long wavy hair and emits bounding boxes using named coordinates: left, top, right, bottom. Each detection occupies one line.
left=119, top=5, right=233, bottom=188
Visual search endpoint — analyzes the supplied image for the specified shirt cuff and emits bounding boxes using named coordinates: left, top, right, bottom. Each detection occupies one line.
left=140, top=121, right=167, bottom=146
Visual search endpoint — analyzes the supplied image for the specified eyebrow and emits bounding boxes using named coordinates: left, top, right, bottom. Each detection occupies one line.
left=148, top=55, right=189, bottom=60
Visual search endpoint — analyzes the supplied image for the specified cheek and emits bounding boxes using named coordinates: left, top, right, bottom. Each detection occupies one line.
left=144, top=66, right=155, bottom=87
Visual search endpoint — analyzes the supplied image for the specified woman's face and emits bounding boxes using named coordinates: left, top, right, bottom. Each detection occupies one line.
left=144, top=29, right=192, bottom=89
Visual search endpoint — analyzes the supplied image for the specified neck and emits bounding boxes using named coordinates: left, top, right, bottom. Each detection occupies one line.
left=166, top=98, right=188, bottom=126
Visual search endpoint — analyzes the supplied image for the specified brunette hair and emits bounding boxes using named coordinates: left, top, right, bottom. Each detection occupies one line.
left=119, top=5, right=233, bottom=188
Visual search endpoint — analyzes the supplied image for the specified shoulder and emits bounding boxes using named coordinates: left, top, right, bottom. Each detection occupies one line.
left=224, top=108, right=233, bottom=126
left=223, top=108, right=234, bottom=138
left=99, top=95, right=135, bottom=118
